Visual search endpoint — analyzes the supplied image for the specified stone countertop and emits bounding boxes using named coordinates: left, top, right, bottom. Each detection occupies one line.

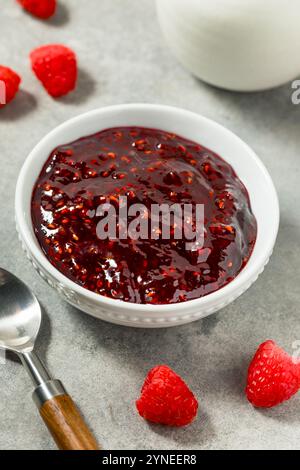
left=0, top=0, right=299, bottom=451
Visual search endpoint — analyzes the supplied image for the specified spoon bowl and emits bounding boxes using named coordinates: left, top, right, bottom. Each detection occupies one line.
left=0, top=269, right=41, bottom=353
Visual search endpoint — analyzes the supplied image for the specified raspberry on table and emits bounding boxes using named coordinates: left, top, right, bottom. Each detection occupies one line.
left=246, top=340, right=300, bottom=408
left=136, top=365, right=198, bottom=426
left=0, top=65, right=21, bottom=107
left=17, top=0, right=56, bottom=19
left=30, top=44, right=77, bottom=98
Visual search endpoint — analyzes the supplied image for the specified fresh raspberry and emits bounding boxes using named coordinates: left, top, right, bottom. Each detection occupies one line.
left=0, top=66, right=21, bottom=107
left=30, top=45, right=77, bottom=98
left=246, top=340, right=300, bottom=408
left=17, top=0, right=56, bottom=19
left=136, top=365, right=198, bottom=426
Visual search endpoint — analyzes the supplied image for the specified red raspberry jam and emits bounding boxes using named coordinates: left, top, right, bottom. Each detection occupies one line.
left=31, top=127, right=257, bottom=304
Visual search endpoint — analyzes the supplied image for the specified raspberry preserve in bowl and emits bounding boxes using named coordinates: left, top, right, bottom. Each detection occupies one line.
left=31, top=126, right=257, bottom=305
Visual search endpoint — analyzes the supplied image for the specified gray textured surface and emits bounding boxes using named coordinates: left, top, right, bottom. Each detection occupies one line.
left=0, top=0, right=300, bottom=451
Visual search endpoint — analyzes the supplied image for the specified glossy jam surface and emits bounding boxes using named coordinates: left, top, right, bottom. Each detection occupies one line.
left=32, top=127, right=257, bottom=304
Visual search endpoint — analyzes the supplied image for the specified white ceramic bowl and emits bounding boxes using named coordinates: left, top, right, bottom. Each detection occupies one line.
left=15, top=104, right=279, bottom=328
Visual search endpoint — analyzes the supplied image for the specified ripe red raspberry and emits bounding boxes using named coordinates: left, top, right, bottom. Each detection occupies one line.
left=136, top=365, right=198, bottom=426
left=17, top=0, right=56, bottom=19
left=0, top=66, right=21, bottom=107
left=30, top=45, right=77, bottom=98
left=246, top=340, right=300, bottom=408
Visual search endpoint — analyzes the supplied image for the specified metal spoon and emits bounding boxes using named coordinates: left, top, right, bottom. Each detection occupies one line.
left=0, top=268, right=99, bottom=450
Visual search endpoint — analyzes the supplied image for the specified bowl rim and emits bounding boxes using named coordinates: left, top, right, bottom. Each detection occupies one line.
left=15, top=103, right=280, bottom=313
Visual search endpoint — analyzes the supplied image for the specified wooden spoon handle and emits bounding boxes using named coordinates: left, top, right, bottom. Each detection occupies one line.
left=39, top=394, right=100, bottom=450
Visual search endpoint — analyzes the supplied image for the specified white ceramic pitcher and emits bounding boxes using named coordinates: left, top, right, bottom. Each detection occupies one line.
left=156, top=0, right=300, bottom=91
